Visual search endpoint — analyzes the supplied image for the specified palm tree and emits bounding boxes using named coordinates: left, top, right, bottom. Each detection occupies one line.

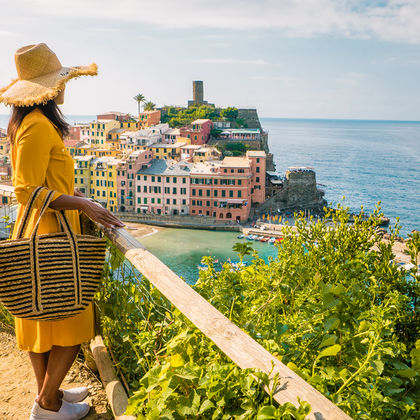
left=232, top=242, right=254, bottom=263
left=144, top=101, right=156, bottom=111
left=133, top=93, right=146, bottom=114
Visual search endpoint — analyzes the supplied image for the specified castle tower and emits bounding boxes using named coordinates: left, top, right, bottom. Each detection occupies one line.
left=193, top=80, right=204, bottom=104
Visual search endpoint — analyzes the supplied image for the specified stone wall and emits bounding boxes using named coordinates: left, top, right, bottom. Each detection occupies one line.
left=257, top=168, right=327, bottom=215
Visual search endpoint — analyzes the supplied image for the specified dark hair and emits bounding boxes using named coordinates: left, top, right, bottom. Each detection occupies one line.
left=8, top=100, right=69, bottom=146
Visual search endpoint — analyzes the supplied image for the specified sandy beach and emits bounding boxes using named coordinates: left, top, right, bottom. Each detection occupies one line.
left=122, top=221, right=165, bottom=240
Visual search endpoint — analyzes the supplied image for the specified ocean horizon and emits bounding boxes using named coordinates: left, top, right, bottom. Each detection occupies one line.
left=1, top=114, right=418, bottom=236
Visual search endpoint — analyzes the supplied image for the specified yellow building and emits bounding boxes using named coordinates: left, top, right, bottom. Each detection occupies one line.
left=89, top=156, right=121, bottom=211
left=0, top=136, right=9, bottom=156
left=89, top=120, right=120, bottom=147
left=148, top=140, right=188, bottom=161
left=73, top=155, right=95, bottom=196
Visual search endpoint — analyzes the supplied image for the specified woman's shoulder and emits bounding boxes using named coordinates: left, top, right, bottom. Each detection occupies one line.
left=17, top=109, right=61, bottom=141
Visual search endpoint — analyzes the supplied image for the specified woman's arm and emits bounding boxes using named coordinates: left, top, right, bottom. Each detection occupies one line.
left=49, top=194, right=125, bottom=229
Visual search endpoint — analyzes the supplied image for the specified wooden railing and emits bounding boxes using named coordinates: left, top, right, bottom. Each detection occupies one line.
left=100, top=224, right=352, bottom=420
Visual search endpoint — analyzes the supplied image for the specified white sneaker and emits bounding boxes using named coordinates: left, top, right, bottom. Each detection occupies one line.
left=62, top=387, right=89, bottom=403
left=29, top=399, right=90, bottom=420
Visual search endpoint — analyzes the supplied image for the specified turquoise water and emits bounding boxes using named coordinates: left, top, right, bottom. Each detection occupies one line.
left=139, top=228, right=278, bottom=284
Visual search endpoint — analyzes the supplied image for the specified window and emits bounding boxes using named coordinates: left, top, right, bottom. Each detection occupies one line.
left=238, top=190, right=242, bottom=198
left=144, top=176, right=147, bottom=181
left=256, top=158, right=260, bottom=163
left=198, top=189, right=202, bottom=196
left=158, top=176, right=161, bottom=182
left=192, top=189, right=196, bottom=196
left=166, top=177, right=170, bottom=183
left=229, top=190, right=233, bottom=197
left=214, top=190, right=218, bottom=197
left=206, top=190, right=210, bottom=197
left=151, top=198, right=155, bottom=204
left=256, top=166, right=260, bottom=173
left=256, top=177, right=260, bottom=182
left=206, top=201, right=210, bottom=207
left=152, top=176, right=155, bottom=182
left=143, top=186, right=147, bottom=192
left=109, top=172, right=112, bottom=177
left=221, top=190, right=226, bottom=197
left=172, top=188, right=177, bottom=194
left=173, top=178, right=177, bottom=183
left=144, top=198, right=147, bottom=204
left=182, top=178, right=186, bottom=184
left=182, top=199, right=186, bottom=205
left=238, top=180, right=242, bottom=185
left=231, top=169, right=234, bottom=173
left=173, top=199, right=176, bottom=205
left=157, top=198, right=161, bottom=204
left=192, top=200, right=196, bottom=205
left=214, top=179, right=218, bottom=185
left=166, top=199, right=170, bottom=204
left=137, top=186, right=140, bottom=192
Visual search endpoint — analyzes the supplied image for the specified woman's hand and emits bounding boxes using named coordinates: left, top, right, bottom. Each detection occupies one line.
left=81, top=199, right=125, bottom=229
left=74, top=187, right=85, bottom=197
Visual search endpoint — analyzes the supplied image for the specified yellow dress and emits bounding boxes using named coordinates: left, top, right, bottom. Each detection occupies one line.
left=10, top=108, right=95, bottom=353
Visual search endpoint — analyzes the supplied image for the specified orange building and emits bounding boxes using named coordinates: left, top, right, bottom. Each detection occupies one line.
left=139, top=110, right=161, bottom=128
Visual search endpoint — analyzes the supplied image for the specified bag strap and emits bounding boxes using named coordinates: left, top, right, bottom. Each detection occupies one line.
left=15, top=186, right=48, bottom=238
left=28, top=188, right=83, bottom=310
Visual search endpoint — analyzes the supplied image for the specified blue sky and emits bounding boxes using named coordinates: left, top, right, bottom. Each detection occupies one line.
left=0, top=0, right=419, bottom=120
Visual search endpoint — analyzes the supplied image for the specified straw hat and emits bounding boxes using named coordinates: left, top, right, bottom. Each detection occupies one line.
left=0, top=43, right=98, bottom=107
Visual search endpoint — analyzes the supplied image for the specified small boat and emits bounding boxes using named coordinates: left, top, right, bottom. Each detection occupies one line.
left=275, top=237, right=284, bottom=242
left=237, top=234, right=245, bottom=239
left=246, top=235, right=254, bottom=240
left=260, top=237, right=269, bottom=242
left=268, top=237, right=276, bottom=244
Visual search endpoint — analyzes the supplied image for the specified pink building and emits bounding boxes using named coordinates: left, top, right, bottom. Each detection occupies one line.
left=180, top=119, right=213, bottom=145
left=246, top=150, right=266, bottom=204
left=189, top=151, right=267, bottom=222
left=117, top=150, right=153, bottom=212
left=135, top=160, right=192, bottom=215
left=190, top=159, right=251, bottom=222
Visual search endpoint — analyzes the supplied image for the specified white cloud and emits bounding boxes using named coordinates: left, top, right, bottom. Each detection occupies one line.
left=198, top=58, right=266, bottom=65
left=13, top=0, right=420, bottom=43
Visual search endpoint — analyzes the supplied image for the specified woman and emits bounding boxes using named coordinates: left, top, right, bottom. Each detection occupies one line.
left=0, top=44, right=125, bottom=420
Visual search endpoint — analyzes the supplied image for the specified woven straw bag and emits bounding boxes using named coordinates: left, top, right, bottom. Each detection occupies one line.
left=0, top=186, right=107, bottom=321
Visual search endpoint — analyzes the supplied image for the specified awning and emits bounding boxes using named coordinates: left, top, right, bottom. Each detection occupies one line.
left=227, top=199, right=245, bottom=204
left=140, top=206, right=148, bottom=209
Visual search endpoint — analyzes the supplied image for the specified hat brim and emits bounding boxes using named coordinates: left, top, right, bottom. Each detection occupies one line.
left=0, top=63, right=98, bottom=107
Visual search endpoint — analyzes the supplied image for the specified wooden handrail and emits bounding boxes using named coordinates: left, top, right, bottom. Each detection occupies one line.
left=101, top=225, right=352, bottom=420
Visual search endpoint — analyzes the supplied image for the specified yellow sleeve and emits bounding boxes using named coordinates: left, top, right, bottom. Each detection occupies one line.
left=13, top=117, right=64, bottom=213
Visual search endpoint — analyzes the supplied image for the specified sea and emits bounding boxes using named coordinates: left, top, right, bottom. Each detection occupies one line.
left=1, top=114, right=419, bottom=282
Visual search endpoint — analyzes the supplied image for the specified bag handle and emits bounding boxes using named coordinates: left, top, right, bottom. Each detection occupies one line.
left=25, top=186, right=82, bottom=310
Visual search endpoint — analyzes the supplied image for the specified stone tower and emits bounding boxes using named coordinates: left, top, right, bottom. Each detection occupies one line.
left=193, top=81, right=204, bottom=104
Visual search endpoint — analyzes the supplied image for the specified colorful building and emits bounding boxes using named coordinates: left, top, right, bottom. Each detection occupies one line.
left=148, top=140, right=189, bottom=161
left=117, top=150, right=153, bottom=213
left=180, top=119, right=213, bottom=145
left=139, top=110, right=161, bottom=128
left=89, top=156, right=122, bottom=211
left=89, top=120, right=120, bottom=147
left=73, top=155, right=95, bottom=196
left=135, top=160, right=192, bottom=215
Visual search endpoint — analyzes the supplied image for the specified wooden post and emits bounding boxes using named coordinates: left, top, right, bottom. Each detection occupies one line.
left=102, top=226, right=352, bottom=420
left=90, top=335, right=135, bottom=420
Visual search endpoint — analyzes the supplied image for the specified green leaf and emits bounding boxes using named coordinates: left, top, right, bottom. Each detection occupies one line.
left=257, top=405, right=277, bottom=419
left=398, top=368, right=417, bottom=379
left=198, top=399, right=215, bottom=415
left=319, top=334, right=337, bottom=348
left=316, top=344, right=341, bottom=360
left=276, top=323, right=289, bottom=335
left=410, top=347, right=420, bottom=372
left=324, top=316, right=340, bottom=332
left=372, top=360, right=384, bottom=375
left=170, top=353, right=184, bottom=367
